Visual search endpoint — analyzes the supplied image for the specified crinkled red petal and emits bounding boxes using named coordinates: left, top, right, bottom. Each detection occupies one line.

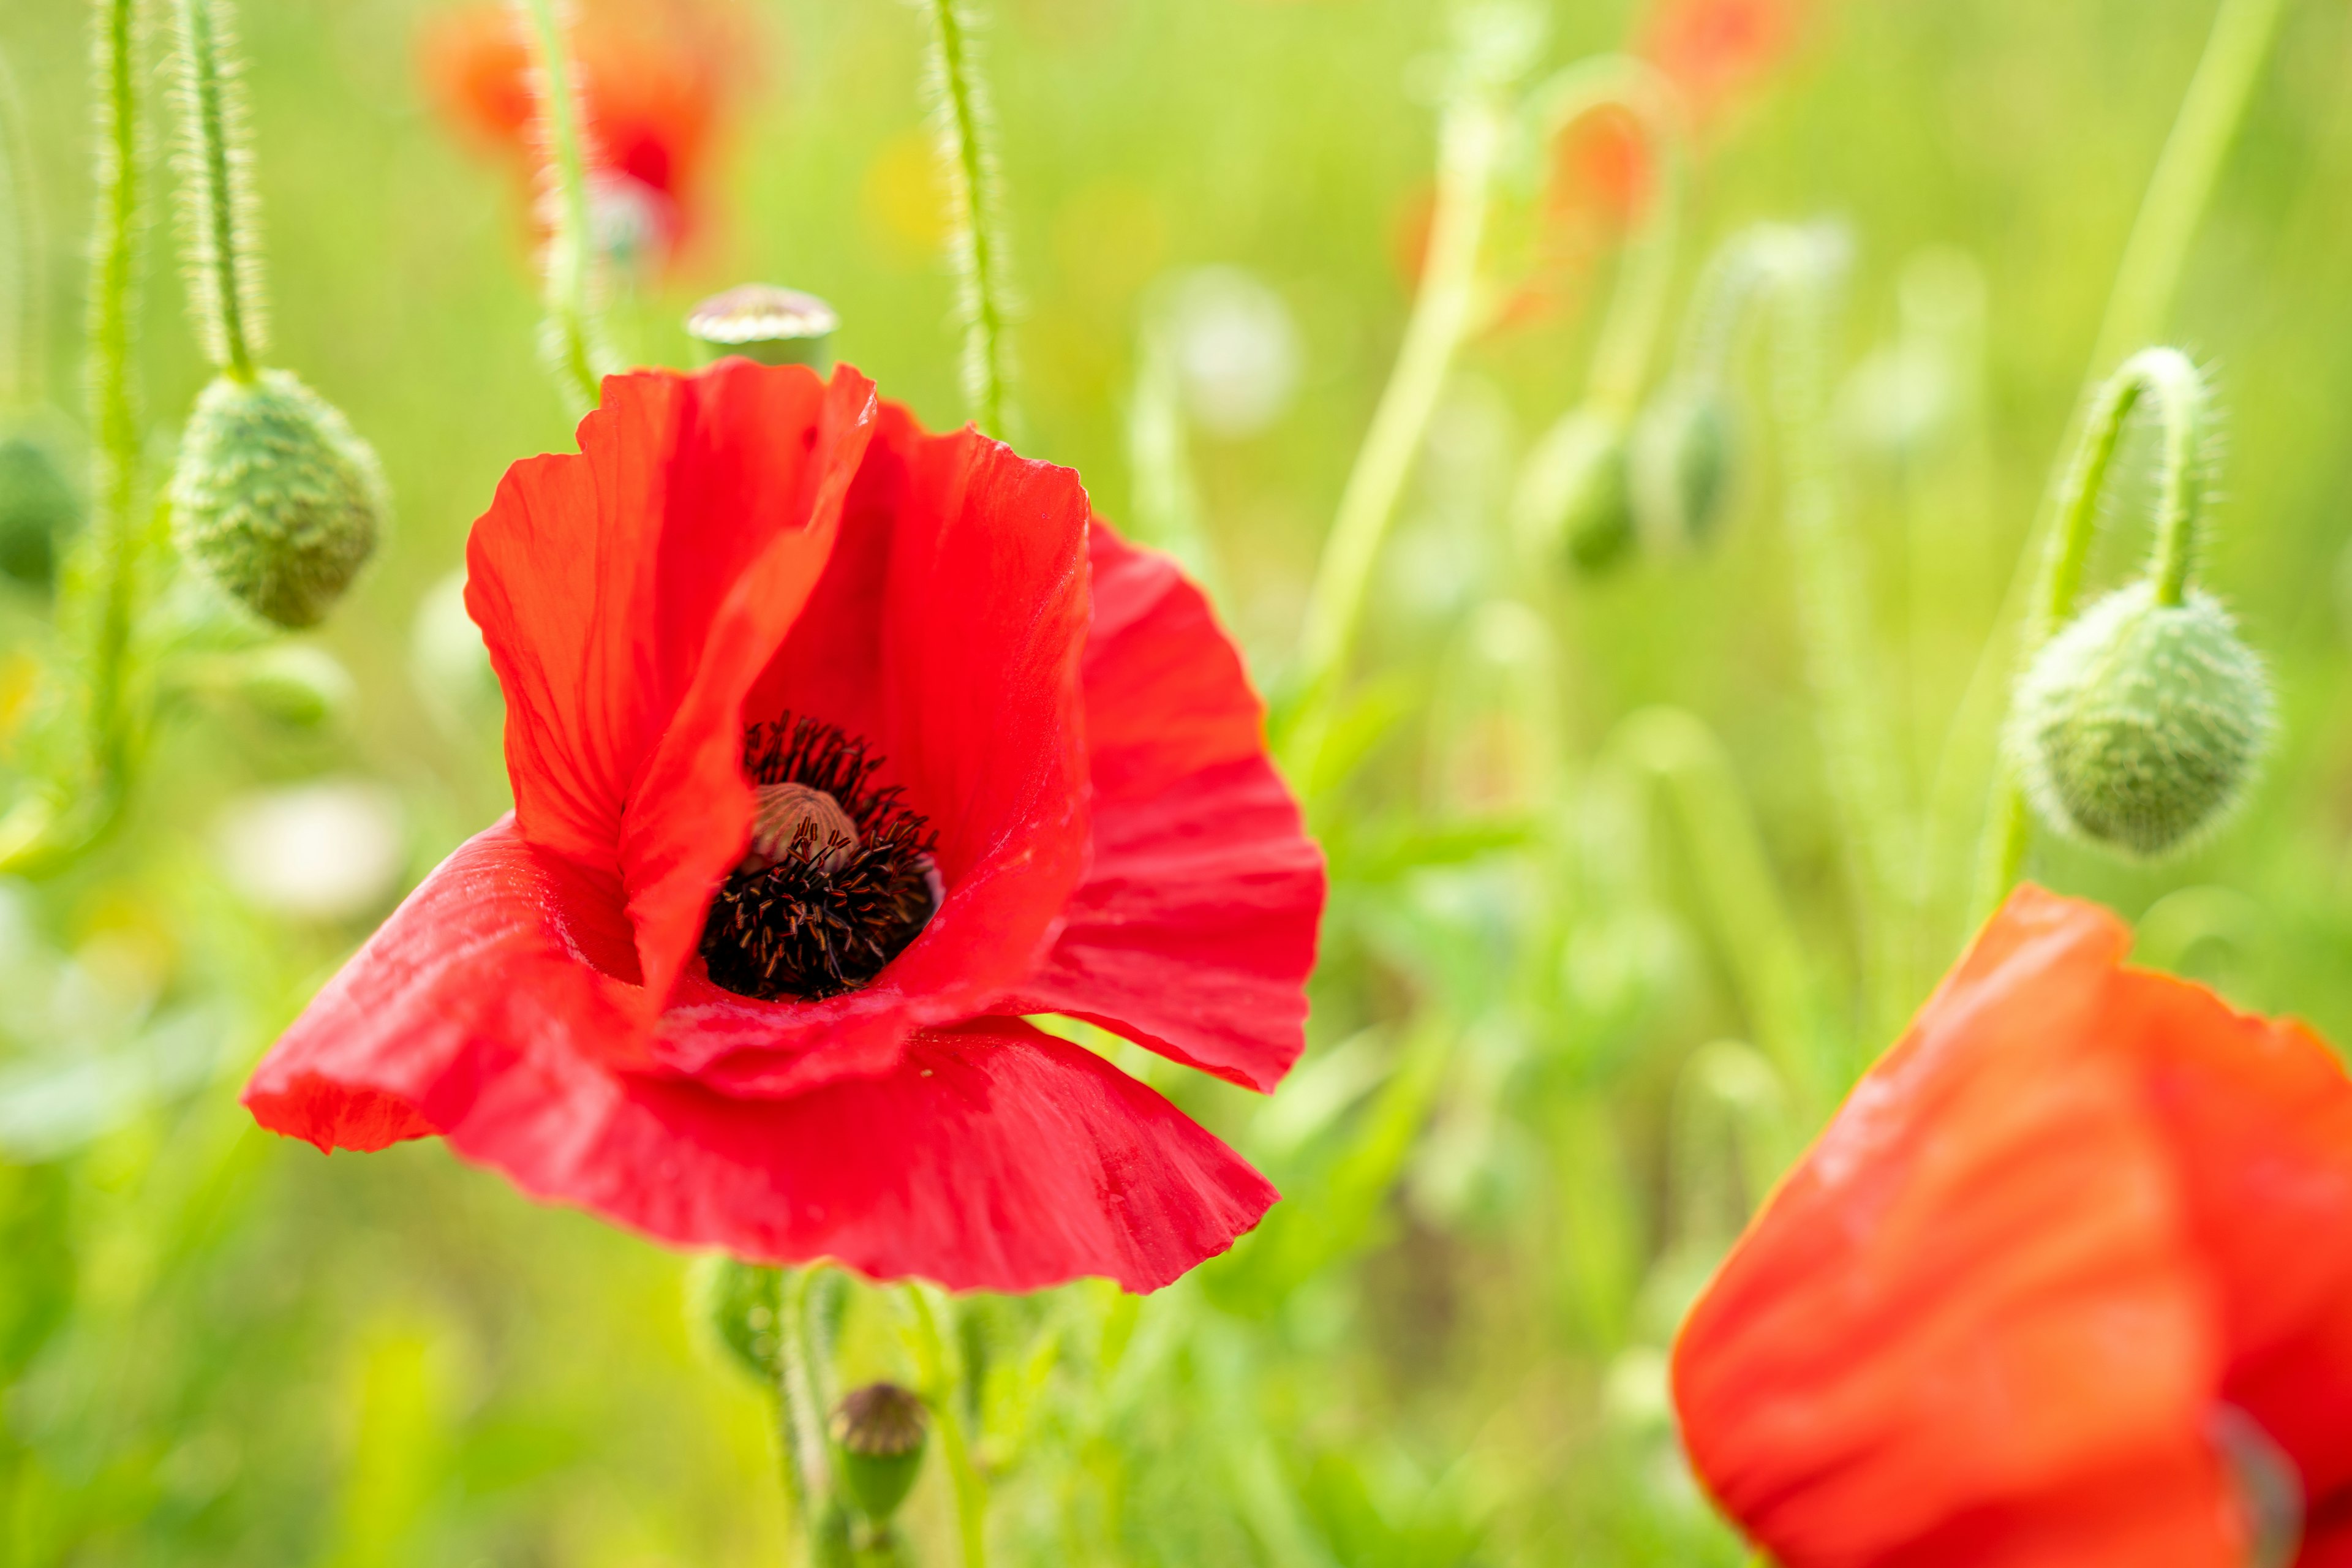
left=1000, top=524, right=1324, bottom=1092
left=1672, top=887, right=2244, bottom=1568
left=247, top=827, right=1271, bottom=1292
left=649, top=403, right=1093, bottom=1096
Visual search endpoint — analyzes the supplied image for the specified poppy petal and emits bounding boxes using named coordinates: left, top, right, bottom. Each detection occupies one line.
left=1005, top=524, right=1324, bottom=1092
left=243, top=816, right=645, bottom=1145
left=1672, top=888, right=2245, bottom=1567
left=649, top=407, right=1095, bottom=1096
left=2119, top=969, right=2352, bottom=1518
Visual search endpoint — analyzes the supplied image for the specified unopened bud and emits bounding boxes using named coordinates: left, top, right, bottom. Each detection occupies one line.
left=231, top=644, right=355, bottom=730
left=828, top=1382, right=927, bottom=1525
left=409, top=568, right=502, bottom=733
left=688, top=1254, right=783, bottom=1385
left=2009, top=581, right=2272, bottom=858
left=687, top=285, right=840, bottom=370
left=1514, top=406, right=1634, bottom=575
left=1631, top=385, right=1734, bottom=548
left=0, top=418, right=82, bottom=590
left=170, top=371, right=386, bottom=628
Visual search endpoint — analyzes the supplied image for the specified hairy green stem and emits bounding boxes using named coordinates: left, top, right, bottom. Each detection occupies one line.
left=1975, top=347, right=2210, bottom=908
left=922, top=0, right=1014, bottom=437
left=513, top=0, right=614, bottom=412
left=1286, top=92, right=1505, bottom=763
left=1954, top=0, right=2285, bottom=927
left=1526, top=56, right=1686, bottom=416
left=901, top=1284, right=987, bottom=1568
left=775, top=1265, right=833, bottom=1559
left=170, top=0, right=258, bottom=380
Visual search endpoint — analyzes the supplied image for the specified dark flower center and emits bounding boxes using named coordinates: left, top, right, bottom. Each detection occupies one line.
left=699, top=715, right=939, bottom=1001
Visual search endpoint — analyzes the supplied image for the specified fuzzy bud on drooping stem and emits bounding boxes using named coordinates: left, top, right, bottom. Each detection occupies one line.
left=164, top=0, right=384, bottom=627
left=2002, top=350, right=2272, bottom=859
left=1513, top=404, right=1633, bottom=574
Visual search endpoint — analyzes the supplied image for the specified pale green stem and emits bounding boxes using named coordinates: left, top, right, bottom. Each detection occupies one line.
left=1286, top=91, right=1505, bottom=764
left=922, top=0, right=1013, bottom=437
left=1526, top=56, right=1687, bottom=416
left=900, top=1284, right=987, bottom=1568
left=171, top=0, right=256, bottom=381
left=1975, top=348, right=2209, bottom=910
left=0, top=57, right=37, bottom=405
left=513, top=0, right=614, bottom=412
left=1753, top=225, right=1915, bottom=1037
left=776, top=1265, right=832, bottom=1559
left=85, top=0, right=145, bottom=827
left=1949, top=0, right=2285, bottom=928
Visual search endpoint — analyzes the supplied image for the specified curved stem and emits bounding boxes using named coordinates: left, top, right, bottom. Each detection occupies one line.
left=1975, top=347, right=2210, bottom=908
left=922, top=0, right=1013, bottom=437
left=1951, top=0, right=2283, bottom=929
left=1286, top=91, right=1506, bottom=760
left=513, top=0, right=612, bottom=412
left=171, top=0, right=257, bottom=381
left=900, top=1284, right=987, bottom=1568
left=1527, top=56, right=1687, bottom=416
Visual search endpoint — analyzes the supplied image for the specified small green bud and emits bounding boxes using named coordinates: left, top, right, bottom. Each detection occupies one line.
left=0, top=420, right=83, bottom=590
left=1630, top=385, right=1735, bottom=548
left=827, top=1382, right=927, bottom=1525
left=409, top=568, right=502, bottom=733
left=687, top=1254, right=783, bottom=1385
left=1514, top=406, right=1634, bottom=575
left=230, top=644, right=355, bottom=730
left=2009, top=581, right=2273, bottom=859
left=687, top=285, right=840, bottom=370
left=170, top=371, right=386, bottom=628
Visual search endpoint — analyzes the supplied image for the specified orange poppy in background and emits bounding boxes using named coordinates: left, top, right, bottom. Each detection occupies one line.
left=1641, top=0, right=1803, bottom=123
left=423, top=0, right=760, bottom=272
left=1673, top=885, right=2352, bottom=1566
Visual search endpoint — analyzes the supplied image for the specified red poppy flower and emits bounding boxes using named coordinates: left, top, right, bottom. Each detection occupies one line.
left=1640, top=0, right=1802, bottom=121
left=242, top=360, right=1325, bottom=1293
left=423, top=0, right=756, bottom=269
left=1672, top=885, right=2352, bottom=1567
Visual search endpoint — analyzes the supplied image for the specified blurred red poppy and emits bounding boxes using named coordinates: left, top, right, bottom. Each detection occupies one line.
left=423, top=0, right=756, bottom=271
left=1673, top=885, right=2352, bottom=1566
left=243, top=360, right=1325, bottom=1293
left=1640, top=0, right=1801, bottom=121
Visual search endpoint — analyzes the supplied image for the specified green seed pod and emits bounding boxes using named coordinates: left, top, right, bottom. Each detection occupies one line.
left=1630, top=384, right=1735, bottom=548
left=687, top=1254, right=783, bottom=1386
left=687, top=285, right=839, bottom=371
left=0, top=419, right=83, bottom=590
left=2008, top=581, right=2272, bottom=859
left=1514, top=405, right=1634, bottom=575
left=170, top=371, right=386, bottom=628
left=827, top=1382, right=928, bottom=1525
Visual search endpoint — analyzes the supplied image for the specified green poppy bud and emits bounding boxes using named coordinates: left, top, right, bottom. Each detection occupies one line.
left=230, top=644, right=355, bottom=731
left=687, top=285, right=840, bottom=371
left=170, top=371, right=386, bottom=629
left=409, top=567, right=502, bottom=733
left=2008, top=581, right=2272, bottom=859
left=687, top=1254, right=783, bottom=1386
left=1631, top=385, right=1735, bottom=548
left=1515, top=406, right=1634, bottom=575
left=0, top=418, right=83, bottom=590
left=828, top=1382, right=927, bottom=1525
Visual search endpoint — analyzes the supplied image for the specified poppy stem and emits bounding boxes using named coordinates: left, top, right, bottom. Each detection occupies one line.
left=1285, top=51, right=1515, bottom=780
left=1953, top=0, right=2284, bottom=924
left=1975, top=347, right=2211, bottom=911
left=511, top=0, right=619, bottom=414
left=920, top=0, right=1014, bottom=439
left=775, top=1265, right=837, bottom=1555
left=899, top=1283, right=988, bottom=1568
left=1526, top=55, right=1687, bottom=418
left=167, top=0, right=262, bottom=383
left=0, top=57, right=40, bottom=407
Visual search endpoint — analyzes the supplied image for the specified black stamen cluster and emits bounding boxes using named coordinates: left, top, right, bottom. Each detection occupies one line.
left=699, top=716, right=939, bottom=1001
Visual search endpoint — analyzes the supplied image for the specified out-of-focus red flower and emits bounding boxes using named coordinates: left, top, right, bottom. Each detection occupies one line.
left=242, top=361, right=1325, bottom=1294
left=423, top=0, right=756, bottom=270
left=1673, top=885, right=2352, bottom=1567
left=1640, top=0, right=1801, bottom=121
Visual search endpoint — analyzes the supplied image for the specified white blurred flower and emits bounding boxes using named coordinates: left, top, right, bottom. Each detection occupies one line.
left=1161, top=266, right=1302, bottom=439
left=216, top=779, right=407, bottom=921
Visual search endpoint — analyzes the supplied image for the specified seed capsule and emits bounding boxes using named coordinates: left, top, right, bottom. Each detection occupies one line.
left=2008, top=581, right=2272, bottom=859
left=686, top=285, right=840, bottom=370
left=1631, top=385, right=1735, bottom=548
left=829, top=1382, right=928, bottom=1525
left=1515, top=405, right=1634, bottom=575
left=170, top=371, right=386, bottom=628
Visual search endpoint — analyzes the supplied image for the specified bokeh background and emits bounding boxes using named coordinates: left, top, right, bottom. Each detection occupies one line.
left=3, top=0, right=2351, bottom=1562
